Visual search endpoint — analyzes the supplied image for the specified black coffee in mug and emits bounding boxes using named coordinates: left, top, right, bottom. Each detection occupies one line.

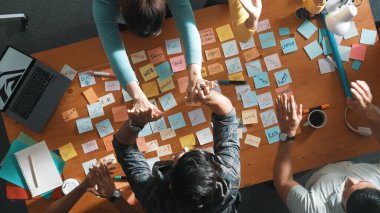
left=309, top=110, right=326, bottom=127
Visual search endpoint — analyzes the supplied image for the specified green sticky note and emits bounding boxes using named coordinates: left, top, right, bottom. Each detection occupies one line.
left=352, top=60, right=362, bottom=71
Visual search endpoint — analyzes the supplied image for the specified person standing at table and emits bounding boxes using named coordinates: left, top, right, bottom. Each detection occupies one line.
left=272, top=81, right=380, bottom=213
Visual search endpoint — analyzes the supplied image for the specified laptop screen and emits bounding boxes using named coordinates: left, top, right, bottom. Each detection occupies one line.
left=0, top=47, right=33, bottom=110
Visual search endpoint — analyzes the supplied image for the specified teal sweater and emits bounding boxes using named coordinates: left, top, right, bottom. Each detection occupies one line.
left=93, top=0, right=202, bottom=87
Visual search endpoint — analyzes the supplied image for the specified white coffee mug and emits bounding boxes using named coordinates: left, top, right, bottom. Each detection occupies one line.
left=303, top=109, right=327, bottom=128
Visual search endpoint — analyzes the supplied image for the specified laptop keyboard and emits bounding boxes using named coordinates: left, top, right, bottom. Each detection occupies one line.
left=10, top=67, right=53, bottom=120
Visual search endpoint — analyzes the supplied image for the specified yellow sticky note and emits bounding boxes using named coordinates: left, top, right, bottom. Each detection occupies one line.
left=139, top=63, right=158, bottom=82
left=242, top=109, right=258, bottom=124
left=216, top=24, right=234, bottom=42
left=142, top=81, right=160, bottom=98
left=179, top=134, right=197, bottom=150
left=228, top=72, right=245, bottom=81
left=157, top=76, right=175, bottom=93
left=82, top=87, right=98, bottom=104
left=59, top=142, right=77, bottom=161
left=62, top=108, right=79, bottom=122
left=201, top=66, right=208, bottom=77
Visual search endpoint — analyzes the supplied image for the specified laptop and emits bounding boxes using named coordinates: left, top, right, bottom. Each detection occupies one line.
left=0, top=46, right=70, bottom=133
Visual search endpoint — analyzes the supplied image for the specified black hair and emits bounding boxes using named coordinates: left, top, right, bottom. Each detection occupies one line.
left=347, top=188, right=380, bottom=213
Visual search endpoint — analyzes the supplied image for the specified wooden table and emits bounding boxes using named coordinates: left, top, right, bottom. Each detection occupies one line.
left=3, top=1, right=380, bottom=212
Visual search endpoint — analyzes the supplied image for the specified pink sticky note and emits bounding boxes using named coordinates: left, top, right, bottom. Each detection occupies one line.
left=349, top=44, right=366, bottom=61
left=170, top=55, right=187, bottom=72
left=147, top=47, right=166, bottom=65
left=177, top=76, right=189, bottom=93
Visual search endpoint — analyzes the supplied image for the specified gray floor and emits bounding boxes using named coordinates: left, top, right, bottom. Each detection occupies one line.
left=0, top=1, right=379, bottom=213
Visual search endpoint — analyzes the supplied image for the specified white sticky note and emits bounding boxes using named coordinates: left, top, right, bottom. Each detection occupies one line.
left=264, top=53, right=281, bottom=71
left=196, top=128, right=213, bottom=145
left=146, top=140, right=159, bottom=153
left=99, top=93, right=115, bottom=107
left=338, top=45, right=351, bottom=62
left=82, top=159, right=97, bottom=175
left=344, top=22, right=359, bottom=40
left=105, top=81, right=121, bottom=91
left=244, top=134, right=261, bottom=147
left=259, top=109, right=278, bottom=127
left=157, top=144, right=172, bottom=157
left=160, top=128, right=176, bottom=140
left=87, top=102, right=104, bottom=119
left=60, top=64, right=77, bottom=80
left=257, top=92, right=274, bottom=110
left=100, top=153, right=117, bottom=164
left=81, top=139, right=99, bottom=154
left=221, top=40, right=239, bottom=57
left=239, top=36, right=256, bottom=50
left=130, top=50, right=147, bottom=64
left=256, top=19, right=271, bottom=32
left=318, top=58, right=335, bottom=74
left=78, top=71, right=96, bottom=87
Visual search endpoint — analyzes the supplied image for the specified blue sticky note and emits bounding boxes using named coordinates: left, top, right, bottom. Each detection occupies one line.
left=304, top=40, right=323, bottom=60
left=338, top=45, right=351, bottom=62
left=274, top=69, right=292, bottom=87
left=168, top=112, right=186, bottom=130
left=225, top=57, right=243, bottom=74
left=253, top=72, right=270, bottom=89
left=165, top=38, right=182, bottom=55
left=259, top=31, right=276, bottom=49
left=150, top=117, right=167, bottom=133
left=221, top=40, right=239, bottom=57
left=245, top=60, right=262, bottom=77
left=158, top=92, right=177, bottom=111
left=319, top=28, right=327, bottom=43
left=297, top=20, right=317, bottom=39
left=139, top=124, right=152, bottom=137
left=95, top=119, right=114, bottom=138
left=322, top=38, right=332, bottom=55
left=280, top=37, right=298, bottom=54
left=352, top=60, right=362, bottom=71
left=76, top=117, right=93, bottom=134
left=265, top=126, right=281, bottom=144
left=279, top=28, right=290, bottom=36
left=188, top=108, right=206, bottom=126
left=155, top=61, right=173, bottom=80
left=360, top=29, right=377, bottom=45
left=241, top=91, right=258, bottom=108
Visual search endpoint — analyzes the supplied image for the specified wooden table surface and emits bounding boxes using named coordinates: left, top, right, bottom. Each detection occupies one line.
left=3, top=1, right=380, bottom=212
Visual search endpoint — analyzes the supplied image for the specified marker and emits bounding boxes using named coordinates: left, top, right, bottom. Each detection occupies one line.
left=303, top=104, right=330, bottom=114
left=88, top=71, right=115, bottom=77
left=219, top=80, right=246, bottom=85
left=114, top=176, right=127, bottom=180
left=28, top=155, right=38, bottom=188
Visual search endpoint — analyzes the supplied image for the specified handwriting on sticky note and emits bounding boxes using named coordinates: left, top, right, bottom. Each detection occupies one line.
left=177, top=76, right=189, bottom=93
left=207, top=63, right=224, bottom=75
left=168, top=112, right=186, bottom=130
left=196, top=128, right=213, bottom=145
left=95, top=119, right=114, bottom=138
left=142, top=81, right=159, bottom=98
left=139, top=63, right=158, bottom=82
left=244, top=134, right=261, bottom=147
left=82, top=87, right=98, bottom=104
left=147, top=47, right=166, bottom=65
left=221, top=40, right=239, bottom=58
left=99, top=93, right=115, bottom=107
left=259, top=31, right=276, bottom=49
left=139, top=124, right=152, bottom=137
left=112, top=105, right=128, bottom=122
left=225, top=57, right=243, bottom=74
left=242, top=109, right=258, bottom=124
left=130, top=50, right=147, bottom=64
left=100, top=154, right=117, bottom=164
left=228, top=72, right=245, bottom=81
left=216, top=24, right=234, bottom=42
left=188, top=108, right=206, bottom=126
left=157, top=144, right=172, bottom=157
left=241, top=91, right=258, bottom=108
left=158, top=92, right=177, bottom=111
left=60, top=64, right=77, bottom=80
left=179, top=134, right=197, bottom=150
left=205, top=47, right=222, bottom=61
left=275, top=85, right=293, bottom=97
left=260, top=109, right=278, bottom=127
left=87, top=102, right=104, bottom=119
left=157, top=77, right=175, bottom=93
left=274, top=69, right=292, bottom=87
left=264, top=53, right=281, bottom=71
left=62, top=108, right=78, bottom=122
left=235, top=84, right=251, bottom=101
left=155, top=61, right=173, bottom=80
left=82, top=139, right=98, bottom=154
left=265, top=126, right=281, bottom=144
left=150, top=117, right=167, bottom=133
left=245, top=60, right=262, bottom=77
left=239, top=36, right=255, bottom=50
left=105, top=81, right=120, bottom=91
left=253, top=72, right=270, bottom=89
left=200, top=28, right=216, bottom=45
left=257, top=92, right=274, bottom=109
left=243, top=48, right=260, bottom=62
left=160, top=128, right=176, bottom=140
left=79, top=71, right=96, bottom=87
left=280, top=38, right=298, bottom=54
left=165, top=38, right=182, bottom=55
left=59, top=142, right=77, bottom=161
left=102, top=135, right=114, bottom=152
left=82, top=159, right=97, bottom=175
left=146, top=140, right=159, bottom=153
left=256, top=19, right=271, bottom=32
left=76, top=117, right=93, bottom=134
left=170, top=55, right=186, bottom=72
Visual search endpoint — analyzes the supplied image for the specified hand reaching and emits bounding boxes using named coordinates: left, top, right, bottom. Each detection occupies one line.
left=239, top=0, right=262, bottom=30
left=275, top=94, right=302, bottom=137
left=128, top=97, right=163, bottom=127
left=87, top=162, right=117, bottom=199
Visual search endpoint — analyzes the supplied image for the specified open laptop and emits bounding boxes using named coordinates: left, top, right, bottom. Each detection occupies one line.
left=0, top=46, right=70, bottom=133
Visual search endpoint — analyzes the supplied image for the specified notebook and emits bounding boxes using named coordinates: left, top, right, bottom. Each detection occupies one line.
left=14, top=141, right=63, bottom=197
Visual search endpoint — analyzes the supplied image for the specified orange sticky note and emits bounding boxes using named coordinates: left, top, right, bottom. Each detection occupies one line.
left=147, top=47, right=166, bottom=65
left=242, top=109, right=258, bottom=124
left=82, top=87, right=98, bottom=104
left=243, top=48, right=260, bottom=62
left=200, top=28, right=216, bottom=45
left=205, top=47, right=222, bottom=61
left=112, top=105, right=129, bottom=122
left=142, top=81, right=160, bottom=98
left=349, top=44, right=366, bottom=61
left=275, top=85, right=293, bottom=97
left=157, top=76, right=175, bottom=93
left=170, top=55, right=187, bottom=72
left=177, top=76, right=189, bottom=93
left=216, top=24, right=234, bottom=42
left=228, top=72, right=245, bottom=81
left=179, top=134, right=197, bottom=150
left=103, top=135, right=114, bottom=152
left=201, top=66, right=208, bottom=77
left=62, top=108, right=79, bottom=122
left=207, top=63, right=225, bottom=75
left=136, top=137, right=147, bottom=152
left=139, top=63, right=158, bottom=82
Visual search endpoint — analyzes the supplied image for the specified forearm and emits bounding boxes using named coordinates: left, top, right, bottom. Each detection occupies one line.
left=112, top=197, right=136, bottom=212
left=124, top=82, right=147, bottom=101
left=202, top=91, right=233, bottom=116
left=273, top=143, right=294, bottom=197
left=115, top=122, right=139, bottom=146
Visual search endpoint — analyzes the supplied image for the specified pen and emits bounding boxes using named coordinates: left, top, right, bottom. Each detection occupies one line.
left=114, top=176, right=127, bottom=180
left=28, top=155, right=38, bottom=188
left=219, top=80, right=246, bottom=85
left=88, top=71, right=115, bottom=77
left=303, top=104, right=330, bottom=114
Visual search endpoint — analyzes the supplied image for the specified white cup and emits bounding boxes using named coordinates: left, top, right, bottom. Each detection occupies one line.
left=303, top=109, right=327, bottom=128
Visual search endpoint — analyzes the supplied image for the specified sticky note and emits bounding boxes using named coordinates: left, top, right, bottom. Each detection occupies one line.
left=335, top=34, right=343, bottom=44
left=239, top=36, right=256, bottom=50
left=105, top=80, right=120, bottom=92
left=168, top=112, right=186, bottom=130
left=265, top=126, right=281, bottom=144
left=102, top=135, right=114, bottom=152
left=216, top=24, right=234, bottom=42
left=95, top=119, right=114, bottom=138
left=150, top=117, right=167, bottom=133
left=275, top=85, right=293, bottom=97
left=78, top=71, right=96, bottom=87
left=235, top=84, right=251, bottom=101
left=155, top=61, right=173, bottom=80
left=100, top=153, right=117, bottom=164
left=228, top=72, right=245, bottom=81
left=87, top=102, right=104, bottom=119
left=338, top=45, right=351, bottom=62
left=136, top=137, right=147, bottom=152
left=62, top=108, right=79, bottom=122
left=322, top=38, right=332, bottom=55
left=225, top=57, right=243, bottom=74
left=264, top=53, right=281, bottom=71
left=257, top=92, right=274, bottom=109
left=99, top=93, right=116, bottom=107
left=130, top=50, right=147, bottom=64
left=139, top=63, right=158, bottom=82
left=245, top=60, right=262, bottom=77
left=165, top=38, right=182, bottom=55
left=243, top=48, right=260, bottom=62
left=274, top=69, right=292, bottom=87
left=160, top=128, right=176, bottom=140
left=280, top=37, right=298, bottom=54
left=60, top=64, right=77, bottom=80
left=350, top=44, right=366, bottom=61
left=304, top=40, right=323, bottom=60
left=82, top=139, right=98, bottom=154
left=146, top=140, right=159, bottom=153
left=241, top=91, right=258, bottom=108
left=242, top=109, right=258, bottom=124
left=207, top=63, right=225, bottom=75
left=170, top=55, right=187, bottom=72
left=212, top=80, right=222, bottom=93
left=82, top=87, right=98, bottom=104
left=156, top=76, right=175, bottom=93
left=180, top=134, right=197, bottom=149
left=201, top=66, right=208, bottom=77
left=352, top=60, right=362, bottom=71
left=122, top=89, right=132, bottom=102
left=177, top=76, right=189, bottom=93
left=318, top=58, right=335, bottom=74
left=59, top=142, right=77, bottom=161
left=76, top=117, right=93, bottom=134
left=344, top=22, right=358, bottom=40
left=147, top=47, right=166, bottom=65
left=158, top=92, right=177, bottom=111
left=205, top=47, right=222, bottom=61
left=253, top=72, right=270, bottom=89
left=221, top=40, right=239, bottom=57
left=279, top=28, right=290, bottom=36
left=319, top=28, right=327, bottom=43
left=139, top=124, right=152, bottom=137
left=82, top=159, right=97, bottom=175
left=142, top=81, right=160, bottom=98
left=244, top=134, right=261, bottom=147
left=112, top=105, right=128, bottom=122
left=256, top=19, right=271, bottom=32
left=200, top=28, right=216, bottom=45
left=297, top=20, right=317, bottom=39
left=188, top=108, right=206, bottom=126
left=196, top=128, right=213, bottom=145
left=157, top=144, right=172, bottom=157
left=260, top=109, right=278, bottom=127
left=259, top=31, right=276, bottom=49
